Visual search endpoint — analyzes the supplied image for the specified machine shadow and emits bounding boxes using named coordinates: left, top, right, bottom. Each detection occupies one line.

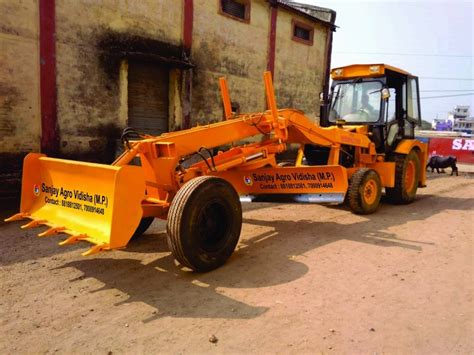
left=57, top=193, right=471, bottom=321
left=0, top=222, right=85, bottom=266
left=61, top=255, right=270, bottom=321
left=0, top=202, right=273, bottom=266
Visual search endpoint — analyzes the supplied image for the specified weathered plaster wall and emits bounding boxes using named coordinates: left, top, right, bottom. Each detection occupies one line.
left=0, top=0, right=41, bottom=154
left=0, top=0, right=40, bottom=200
left=192, top=0, right=270, bottom=124
left=0, top=0, right=332, bottom=200
left=55, top=0, right=183, bottom=161
left=274, top=10, right=328, bottom=120
left=7, top=0, right=330, bottom=160
left=192, top=1, right=329, bottom=124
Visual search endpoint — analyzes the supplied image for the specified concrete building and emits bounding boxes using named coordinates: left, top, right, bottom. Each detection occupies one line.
left=452, top=105, right=470, bottom=120
left=0, top=0, right=336, bottom=199
left=450, top=106, right=474, bottom=134
left=433, top=105, right=474, bottom=134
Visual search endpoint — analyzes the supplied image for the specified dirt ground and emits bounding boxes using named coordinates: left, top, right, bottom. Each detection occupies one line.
left=0, top=172, right=473, bottom=354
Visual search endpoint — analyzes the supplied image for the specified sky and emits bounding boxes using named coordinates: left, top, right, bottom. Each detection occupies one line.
left=296, top=0, right=474, bottom=121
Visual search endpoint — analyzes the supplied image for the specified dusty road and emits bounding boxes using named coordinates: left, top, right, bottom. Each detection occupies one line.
left=1, top=173, right=473, bottom=354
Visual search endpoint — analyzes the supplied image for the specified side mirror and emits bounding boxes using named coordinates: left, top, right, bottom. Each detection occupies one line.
left=319, top=92, right=324, bottom=103
left=382, top=88, right=390, bottom=100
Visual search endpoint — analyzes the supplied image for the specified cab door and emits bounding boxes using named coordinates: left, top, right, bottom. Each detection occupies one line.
left=385, top=75, right=421, bottom=150
left=405, top=76, right=421, bottom=138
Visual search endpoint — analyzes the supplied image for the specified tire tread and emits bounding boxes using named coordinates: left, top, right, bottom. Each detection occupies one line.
left=348, top=168, right=369, bottom=214
left=167, top=176, right=213, bottom=269
left=347, top=168, right=382, bottom=215
left=167, top=176, right=241, bottom=272
left=385, top=151, right=420, bottom=205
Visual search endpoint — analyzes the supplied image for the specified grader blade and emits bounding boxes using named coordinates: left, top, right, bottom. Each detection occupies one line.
left=5, top=153, right=146, bottom=255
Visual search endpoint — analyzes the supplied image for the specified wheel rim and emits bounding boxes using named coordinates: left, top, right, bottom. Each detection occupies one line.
left=405, top=160, right=416, bottom=192
left=363, top=179, right=378, bottom=205
left=197, top=199, right=231, bottom=252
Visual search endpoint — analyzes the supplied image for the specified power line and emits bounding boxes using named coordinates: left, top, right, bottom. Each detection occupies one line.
left=420, top=93, right=474, bottom=99
left=420, top=89, right=474, bottom=92
left=334, top=51, right=473, bottom=58
left=420, top=77, right=474, bottom=81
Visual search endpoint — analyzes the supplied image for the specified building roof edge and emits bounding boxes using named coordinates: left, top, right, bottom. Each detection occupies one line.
left=270, top=0, right=337, bottom=29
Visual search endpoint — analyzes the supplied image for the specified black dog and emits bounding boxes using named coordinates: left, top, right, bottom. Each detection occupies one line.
left=426, top=155, right=458, bottom=176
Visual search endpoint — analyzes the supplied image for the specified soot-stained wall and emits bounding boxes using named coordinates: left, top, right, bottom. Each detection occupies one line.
left=274, top=10, right=328, bottom=119
left=0, top=0, right=41, bottom=201
left=192, top=0, right=270, bottom=123
left=0, top=0, right=334, bottom=200
left=54, top=0, right=184, bottom=162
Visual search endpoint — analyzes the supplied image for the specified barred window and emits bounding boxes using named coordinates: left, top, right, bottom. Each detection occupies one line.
left=219, top=0, right=250, bottom=23
left=292, top=20, right=314, bottom=45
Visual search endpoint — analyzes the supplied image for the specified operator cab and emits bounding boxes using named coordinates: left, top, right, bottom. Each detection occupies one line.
left=322, top=64, right=422, bottom=152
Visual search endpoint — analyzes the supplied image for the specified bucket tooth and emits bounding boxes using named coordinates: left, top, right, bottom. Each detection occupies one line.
left=82, top=243, right=110, bottom=257
left=59, top=234, right=87, bottom=246
left=4, top=213, right=29, bottom=222
left=21, top=219, right=47, bottom=229
left=38, top=226, right=66, bottom=237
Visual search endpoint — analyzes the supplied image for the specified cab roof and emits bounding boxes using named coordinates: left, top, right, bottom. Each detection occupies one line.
left=331, top=64, right=413, bottom=80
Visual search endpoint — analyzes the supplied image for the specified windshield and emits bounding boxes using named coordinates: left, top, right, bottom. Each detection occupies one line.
left=329, top=81, right=382, bottom=123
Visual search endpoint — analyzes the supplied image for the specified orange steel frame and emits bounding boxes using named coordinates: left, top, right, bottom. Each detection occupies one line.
left=112, top=72, right=426, bottom=219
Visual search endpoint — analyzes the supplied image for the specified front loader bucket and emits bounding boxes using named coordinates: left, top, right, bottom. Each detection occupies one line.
left=6, top=153, right=146, bottom=255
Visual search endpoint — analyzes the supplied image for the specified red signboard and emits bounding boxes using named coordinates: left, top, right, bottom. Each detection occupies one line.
left=428, top=138, right=474, bottom=164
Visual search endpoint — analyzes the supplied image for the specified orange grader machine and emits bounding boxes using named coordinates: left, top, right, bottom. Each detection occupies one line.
left=6, top=65, right=427, bottom=272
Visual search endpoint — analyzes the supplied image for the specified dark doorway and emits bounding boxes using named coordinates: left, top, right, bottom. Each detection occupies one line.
left=128, top=60, right=169, bottom=135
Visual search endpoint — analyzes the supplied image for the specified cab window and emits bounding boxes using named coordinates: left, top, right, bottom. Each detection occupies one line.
left=329, top=81, right=382, bottom=123
left=407, top=78, right=420, bottom=122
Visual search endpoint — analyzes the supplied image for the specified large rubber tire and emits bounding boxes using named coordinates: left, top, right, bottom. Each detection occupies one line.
left=347, top=168, right=382, bottom=215
left=166, top=176, right=242, bottom=272
left=385, top=150, right=420, bottom=204
left=131, top=217, right=154, bottom=240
